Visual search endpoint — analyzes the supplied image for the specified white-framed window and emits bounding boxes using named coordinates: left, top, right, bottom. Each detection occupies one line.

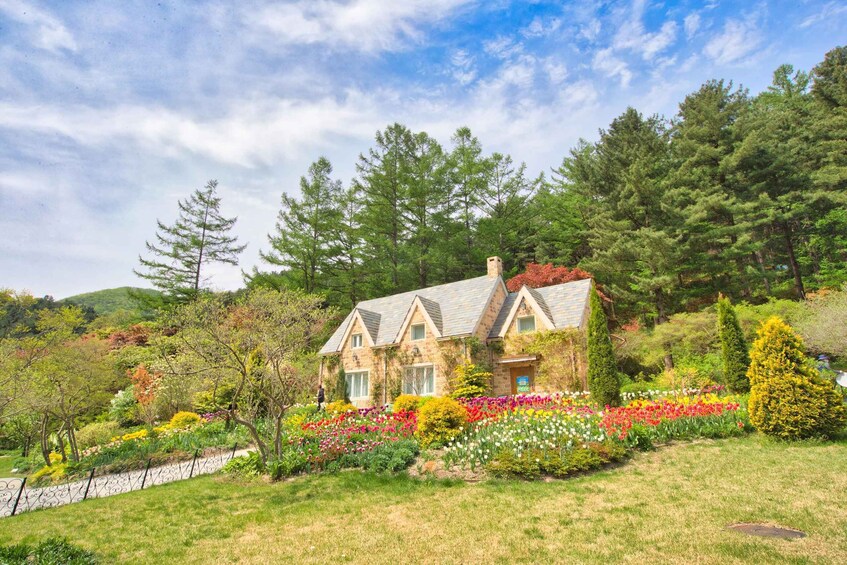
left=345, top=370, right=369, bottom=399
left=411, top=323, right=426, bottom=341
left=517, top=315, right=536, bottom=334
left=351, top=333, right=363, bottom=349
left=403, top=365, right=435, bottom=396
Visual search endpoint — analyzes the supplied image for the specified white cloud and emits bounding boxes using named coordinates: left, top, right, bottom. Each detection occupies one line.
left=483, top=35, right=523, bottom=59
left=684, top=13, right=701, bottom=39
left=799, top=1, right=847, bottom=28
left=704, top=18, right=762, bottom=65
left=0, top=0, right=77, bottom=52
left=578, top=18, right=601, bottom=41
left=521, top=15, right=562, bottom=38
left=592, top=47, right=633, bottom=87
left=612, top=0, right=677, bottom=61
left=0, top=93, right=385, bottom=168
left=543, top=58, right=568, bottom=84
left=244, top=0, right=472, bottom=53
left=450, top=49, right=477, bottom=85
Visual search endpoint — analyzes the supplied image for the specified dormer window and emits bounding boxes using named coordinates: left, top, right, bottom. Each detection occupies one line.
left=411, top=323, right=426, bottom=341
left=517, top=315, right=536, bottom=334
left=351, top=333, right=363, bottom=349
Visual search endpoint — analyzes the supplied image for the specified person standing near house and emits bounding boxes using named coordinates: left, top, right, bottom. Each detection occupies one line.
left=317, top=384, right=325, bottom=410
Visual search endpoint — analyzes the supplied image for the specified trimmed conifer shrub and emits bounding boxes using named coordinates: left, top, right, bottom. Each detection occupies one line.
left=716, top=295, right=750, bottom=393
left=747, top=317, right=847, bottom=440
left=587, top=288, right=620, bottom=407
left=333, top=366, right=349, bottom=403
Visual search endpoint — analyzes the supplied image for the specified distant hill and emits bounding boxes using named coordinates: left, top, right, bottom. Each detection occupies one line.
left=62, top=287, right=161, bottom=315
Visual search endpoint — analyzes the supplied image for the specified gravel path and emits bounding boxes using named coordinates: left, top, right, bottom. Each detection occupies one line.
left=0, top=448, right=251, bottom=518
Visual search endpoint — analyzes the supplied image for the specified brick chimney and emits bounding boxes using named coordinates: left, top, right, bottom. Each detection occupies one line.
left=487, top=256, right=503, bottom=278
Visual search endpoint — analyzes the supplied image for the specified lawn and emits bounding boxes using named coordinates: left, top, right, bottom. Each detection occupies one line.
left=0, top=450, right=26, bottom=478
left=1, top=435, right=846, bottom=564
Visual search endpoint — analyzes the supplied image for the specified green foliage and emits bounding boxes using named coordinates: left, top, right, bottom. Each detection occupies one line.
left=416, top=397, right=468, bottom=448
left=716, top=296, right=750, bottom=392
left=0, top=538, right=97, bottom=565
left=332, top=366, right=349, bottom=403
left=109, top=388, right=139, bottom=427
left=588, top=289, right=620, bottom=406
left=134, top=180, right=246, bottom=303
left=222, top=451, right=266, bottom=478
left=75, top=421, right=120, bottom=450
left=486, top=441, right=628, bottom=480
left=747, top=317, right=847, bottom=439
left=449, top=363, right=491, bottom=399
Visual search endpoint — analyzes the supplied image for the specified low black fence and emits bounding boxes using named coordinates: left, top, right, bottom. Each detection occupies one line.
left=1, top=443, right=240, bottom=518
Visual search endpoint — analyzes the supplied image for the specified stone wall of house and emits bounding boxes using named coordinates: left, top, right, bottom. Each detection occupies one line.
left=322, top=306, right=460, bottom=407
left=474, top=282, right=507, bottom=341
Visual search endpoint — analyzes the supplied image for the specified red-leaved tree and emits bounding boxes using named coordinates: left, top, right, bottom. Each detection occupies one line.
left=505, top=263, right=594, bottom=292
left=130, top=364, right=160, bottom=426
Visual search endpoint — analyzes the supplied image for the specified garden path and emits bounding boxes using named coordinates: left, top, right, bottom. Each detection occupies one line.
left=0, top=448, right=251, bottom=518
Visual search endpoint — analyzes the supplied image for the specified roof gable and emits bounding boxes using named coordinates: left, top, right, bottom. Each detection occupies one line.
left=395, top=295, right=444, bottom=342
left=496, top=286, right=556, bottom=338
left=320, top=275, right=501, bottom=354
left=489, top=278, right=593, bottom=338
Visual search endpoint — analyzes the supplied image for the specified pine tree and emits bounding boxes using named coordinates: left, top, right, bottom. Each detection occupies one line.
left=477, top=153, right=540, bottom=273
left=261, top=157, right=342, bottom=294
left=747, top=317, right=846, bottom=439
left=355, top=124, right=412, bottom=297
left=135, top=180, right=245, bottom=303
left=587, top=287, right=620, bottom=407
left=716, top=295, right=750, bottom=392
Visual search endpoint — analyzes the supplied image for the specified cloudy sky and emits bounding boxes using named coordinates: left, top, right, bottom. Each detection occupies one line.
left=1, top=0, right=844, bottom=299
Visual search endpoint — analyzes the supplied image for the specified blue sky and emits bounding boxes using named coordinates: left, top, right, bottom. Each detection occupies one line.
left=1, top=0, right=845, bottom=298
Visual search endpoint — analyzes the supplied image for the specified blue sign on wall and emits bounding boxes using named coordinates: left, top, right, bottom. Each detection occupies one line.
left=516, top=375, right=531, bottom=393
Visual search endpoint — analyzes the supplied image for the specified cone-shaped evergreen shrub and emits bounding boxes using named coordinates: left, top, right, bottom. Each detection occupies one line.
left=587, top=288, right=620, bottom=407
left=748, top=317, right=846, bottom=440
left=716, top=295, right=750, bottom=393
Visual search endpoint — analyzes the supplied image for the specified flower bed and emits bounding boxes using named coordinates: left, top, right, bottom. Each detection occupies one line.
left=268, top=407, right=419, bottom=477
left=443, top=392, right=748, bottom=479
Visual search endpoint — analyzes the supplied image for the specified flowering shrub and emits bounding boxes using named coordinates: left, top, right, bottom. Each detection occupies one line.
left=168, top=411, right=202, bottom=429
left=325, top=400, right=356, bottom=415
left=416, top=397, right=468, bottom=447
left=393, top=394, right=423, bottom=413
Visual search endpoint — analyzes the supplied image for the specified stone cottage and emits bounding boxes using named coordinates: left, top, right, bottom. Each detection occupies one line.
left=318, top=257, right=593, bottom=407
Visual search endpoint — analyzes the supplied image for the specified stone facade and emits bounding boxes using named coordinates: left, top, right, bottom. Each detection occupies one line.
left=320, top=257, right=592, bottom=406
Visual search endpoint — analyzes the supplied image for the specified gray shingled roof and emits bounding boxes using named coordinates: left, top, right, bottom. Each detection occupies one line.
left=319, top=275, right=501, bottom=354
left=488, top=278, right=593, bottom=338
left=416, top=296, right=443, bottom=334
left=357, top=309, right=381, bottom=343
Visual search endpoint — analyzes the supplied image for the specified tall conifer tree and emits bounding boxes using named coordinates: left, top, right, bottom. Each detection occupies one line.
left=135, top=180, right=245, bottom=303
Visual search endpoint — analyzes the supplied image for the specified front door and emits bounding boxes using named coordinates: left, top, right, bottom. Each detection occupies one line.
left=510, top=365, right=535, bottom=395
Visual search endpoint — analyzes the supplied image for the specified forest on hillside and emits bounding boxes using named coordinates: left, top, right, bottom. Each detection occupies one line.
left=238, top=46, right=846, bottom=327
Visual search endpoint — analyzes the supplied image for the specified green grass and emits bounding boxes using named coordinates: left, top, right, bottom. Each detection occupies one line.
left=0, top=450, right=26, bottom=478
left=2, top=435, right=847, bottom=564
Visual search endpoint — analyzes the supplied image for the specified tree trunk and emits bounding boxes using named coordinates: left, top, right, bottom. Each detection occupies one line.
left=753, top=250, right=771, bottom=295
left=783, top=223, right=805, bottom=299
left=40, top=414, right=51, bottom=466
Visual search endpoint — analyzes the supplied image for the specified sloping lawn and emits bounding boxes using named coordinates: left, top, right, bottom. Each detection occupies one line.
left=2, top=435, right=846, bottom=564
left=0, top=450, right=26, bottom=478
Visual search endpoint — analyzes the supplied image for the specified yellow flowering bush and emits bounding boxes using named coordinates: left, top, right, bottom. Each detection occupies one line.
left=168, top=411, right=202, bottom=429
left=416, top=397, right=468, bottom=447
left=325, top=400, right=356, bottom=415
left=393, top=394, right=422, bottom=413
